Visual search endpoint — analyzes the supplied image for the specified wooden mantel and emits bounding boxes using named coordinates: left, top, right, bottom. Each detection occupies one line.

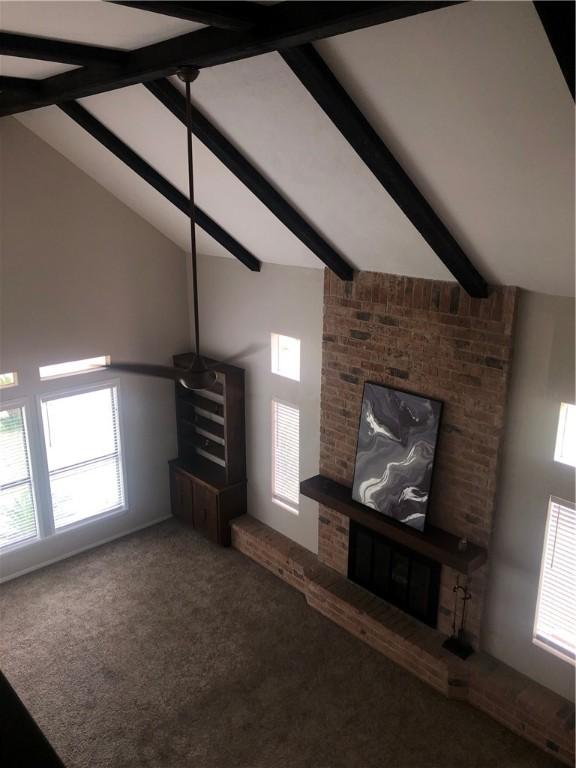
left=300, top=475, right=487, bottom=575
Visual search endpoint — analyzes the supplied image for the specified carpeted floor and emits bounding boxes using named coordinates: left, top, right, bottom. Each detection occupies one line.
left=0, top=519, right=560, bottom=768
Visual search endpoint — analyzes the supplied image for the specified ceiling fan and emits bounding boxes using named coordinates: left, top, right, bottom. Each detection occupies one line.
left=105, top=67, right=259, bottom=390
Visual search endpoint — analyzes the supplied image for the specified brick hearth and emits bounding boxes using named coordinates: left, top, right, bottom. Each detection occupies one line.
left=232, top=515, right=575, bottom=765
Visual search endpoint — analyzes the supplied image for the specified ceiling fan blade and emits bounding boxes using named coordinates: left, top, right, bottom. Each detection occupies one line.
left=104, top=361, right=216, bottom=390
left=209, top=343, right=267, bottom=369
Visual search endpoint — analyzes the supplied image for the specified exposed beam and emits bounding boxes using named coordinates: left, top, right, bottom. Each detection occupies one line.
left=0, top=31, right=127, bottom=68
left=281, top=44, right=488, bottom=298
left=0, top=76, right=42, bottom=96
left=0, top=2, right=460, bottom=116
left=147, top=78, right=354, bottom=280
left=534, top=1, right=575, bottom=100
left=111, top=2, right=264, bottom=31
left=59, top=101, right=261, bottom=272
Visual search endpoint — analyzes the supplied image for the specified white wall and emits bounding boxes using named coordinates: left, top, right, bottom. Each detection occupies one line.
left=0, top=118, right=190, bottom=580
left=484, top=291, right=575, bottom=701
left=195, top=254, right=323, bottom=552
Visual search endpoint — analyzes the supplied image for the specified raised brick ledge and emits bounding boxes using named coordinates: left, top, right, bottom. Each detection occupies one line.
left=231, top=515, right=574, bottom=766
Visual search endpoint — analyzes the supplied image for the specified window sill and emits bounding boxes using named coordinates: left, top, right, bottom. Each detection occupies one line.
left=532, top=635, right=576, bottom=666
left=272, top=497, right=299, bottom=516
left=53, top=504, right=128, bottom=536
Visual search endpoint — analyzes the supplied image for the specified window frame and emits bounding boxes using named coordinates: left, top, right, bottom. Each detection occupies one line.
left=532, top=495, right=576, bottom=665
left=0, top=396, right=41, bottom=552
left=38, top=355, right=110, bottom=382
left=36, top=378, right=128, bottom=535
left=270, top=333, right=301, bottom=382
left=271, top=397, right=300, bottom=515
left=0, top=372, right=19, bottom=389
left=554, top=402, right=576, bottom=468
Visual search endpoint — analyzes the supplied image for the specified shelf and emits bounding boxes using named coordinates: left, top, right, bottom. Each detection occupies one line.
left=300, top=475, right=487, bottom=575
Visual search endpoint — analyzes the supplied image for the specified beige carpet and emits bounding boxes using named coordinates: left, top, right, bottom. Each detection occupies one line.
left=0, top=519, right=559, bottom=768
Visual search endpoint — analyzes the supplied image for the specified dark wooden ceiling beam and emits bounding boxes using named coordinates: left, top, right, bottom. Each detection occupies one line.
left=281, top=44, right=488, bottom=298
left=147, top=78, right=354, bottom=280
left=111, top=2, right=264, bottom=31
left=0, top=76, right=42, bottom=96
left=0, top=2, right=460, bottom=116
left=0, top=31, right=127, bottom=68
left=534, top=1, right=575, bottom=100
left=59, top=101, right=261, bottom=271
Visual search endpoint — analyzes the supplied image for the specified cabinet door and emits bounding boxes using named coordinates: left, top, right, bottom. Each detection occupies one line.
left=192, top=482, right=219, bottom=542
left=170, top=468, right=194, bottom=525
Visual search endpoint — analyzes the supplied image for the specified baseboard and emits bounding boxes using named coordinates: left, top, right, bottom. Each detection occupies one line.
left=0, top=515, right=172, bottom=584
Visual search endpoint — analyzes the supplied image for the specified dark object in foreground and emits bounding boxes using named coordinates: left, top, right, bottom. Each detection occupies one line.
left=0, top=670, right=65, bottom=767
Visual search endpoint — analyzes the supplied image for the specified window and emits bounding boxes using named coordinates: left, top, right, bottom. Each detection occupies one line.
left=0, top=404, right=38, bottom=548
left=272, top=400, right=300, bottom=511
left=0, top=372, right=18, bottom=389
left=39, top=355, right=109, bottom=381
left=554, top=403, right=576, bottom=467
left=271, top=334, right=300, bottom=381
left=533, top=497, right=576, bottom=663
left=40, top=385, right=125, bottom=529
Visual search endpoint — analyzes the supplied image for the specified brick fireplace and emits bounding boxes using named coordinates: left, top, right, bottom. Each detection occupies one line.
left=317, top=270, right=518, bottom=649
left=231, top=270, right=574, bottom=764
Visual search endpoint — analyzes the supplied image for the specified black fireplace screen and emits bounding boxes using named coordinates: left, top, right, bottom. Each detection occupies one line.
left=348, top=521, right=440, bottom=627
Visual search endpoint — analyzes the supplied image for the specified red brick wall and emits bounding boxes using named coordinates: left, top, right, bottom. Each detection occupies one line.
left=319, top=270, right=518, bottom=647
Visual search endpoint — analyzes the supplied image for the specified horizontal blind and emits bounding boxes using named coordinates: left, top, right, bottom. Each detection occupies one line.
left=272, top=400, right=300, bottom=507
left=0, top=405, right=38, bottom=547
left=41, top=386, right=124, bottom=529
left=534, top=497, right=576, bottom=660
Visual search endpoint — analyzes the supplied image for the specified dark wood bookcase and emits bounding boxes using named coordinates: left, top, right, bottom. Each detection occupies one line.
left=169, top=353, right=247, bottom=545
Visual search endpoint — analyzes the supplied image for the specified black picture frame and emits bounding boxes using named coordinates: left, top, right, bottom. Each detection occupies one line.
left=351, top=382, right=443, bottom=533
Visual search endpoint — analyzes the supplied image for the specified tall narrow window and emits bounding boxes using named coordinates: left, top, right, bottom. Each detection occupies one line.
left=40, top=385, right=125, bottom=529
left=271, top=334, right=300, bottom=382
left=554, top=403, right=576, bottom=467
left=272, top=400, right=300, bottom=511
left=533, top=497, right=576, bottom=663
left=0, top=405, right=38, bottom=548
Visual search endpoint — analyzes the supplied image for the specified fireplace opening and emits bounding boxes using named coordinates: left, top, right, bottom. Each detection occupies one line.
left=348, top=521, right=441, bottom=627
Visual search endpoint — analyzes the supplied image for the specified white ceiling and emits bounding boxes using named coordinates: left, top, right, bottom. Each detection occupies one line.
left=1, top=1, right=574, bottom=295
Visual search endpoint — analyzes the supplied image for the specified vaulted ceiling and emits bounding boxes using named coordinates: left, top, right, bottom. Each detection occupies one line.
left=1, top=1, right=574, bottom=296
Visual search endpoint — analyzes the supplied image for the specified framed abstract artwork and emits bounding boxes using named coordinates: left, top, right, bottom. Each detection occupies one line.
left=352, top=383, right=443, bottom=532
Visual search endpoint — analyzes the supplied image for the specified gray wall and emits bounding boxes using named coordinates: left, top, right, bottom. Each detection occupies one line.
left=484, top=291, right=575, bottom=700
left=195, top=254, right=323, bottom=552
left=0, top=118, right=190, bottom=579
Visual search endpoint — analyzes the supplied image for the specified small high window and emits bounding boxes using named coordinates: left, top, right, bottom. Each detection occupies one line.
left=271, top=334, right=300, bottom=382
left=271, top=399, right=300, bottom=512
left=0, top=372, right=18, bottom=389
left=533, top=497, right=576, bottom=664
left=39, top=355, right=109, bottom=381
left=554, top=403, right=576, bottom=467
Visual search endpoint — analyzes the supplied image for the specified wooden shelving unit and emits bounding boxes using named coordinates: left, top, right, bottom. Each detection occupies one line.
left=169, top=353, right=247, bottom=546
left=300, top=475, right=487, bottom=575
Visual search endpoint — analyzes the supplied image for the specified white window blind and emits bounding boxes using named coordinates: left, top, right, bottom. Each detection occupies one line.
left=41, top=385, right=125, bottom=529
left=0, top=405, right=38, bottom=548
left=533, top=497, right=576, bottom=663
left=272, top=400, right=300, bottom=509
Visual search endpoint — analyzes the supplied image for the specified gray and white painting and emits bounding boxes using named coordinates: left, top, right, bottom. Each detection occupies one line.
left=352, top=383, right=442, bottom=532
